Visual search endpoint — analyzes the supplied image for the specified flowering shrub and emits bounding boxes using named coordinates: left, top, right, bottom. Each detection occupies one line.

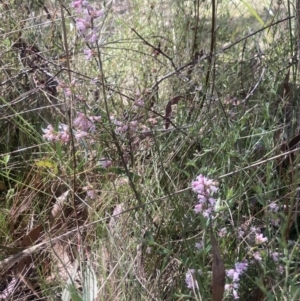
left=187, top=174, right=274, bottom=299
left=3, top=0, right=299, bottom=299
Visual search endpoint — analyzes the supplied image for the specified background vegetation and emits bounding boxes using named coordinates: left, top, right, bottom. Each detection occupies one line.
left=1, top=0, right=300, bottom=300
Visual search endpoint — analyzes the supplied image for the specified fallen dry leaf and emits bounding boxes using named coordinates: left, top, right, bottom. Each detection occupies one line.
left=16, top=223, right=43, bottom=273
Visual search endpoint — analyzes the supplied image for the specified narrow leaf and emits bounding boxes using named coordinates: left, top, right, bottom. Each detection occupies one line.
left=82, top=261, right=98, bottom=301
left=241, top=0, right=265, bottom=26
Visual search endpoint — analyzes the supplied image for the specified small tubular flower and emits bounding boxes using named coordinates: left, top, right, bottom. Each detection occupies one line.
left=84, top=49, right=95, bottom=60
left=76, top=17, right=91, bottom=33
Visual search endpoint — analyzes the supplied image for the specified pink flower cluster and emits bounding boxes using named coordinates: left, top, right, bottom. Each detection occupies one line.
left=73, top=112, right=100, bottom=132
left=110, top=116, right=139, bottom=135
left=72, top=0, right=104, bottom=48
left=42, top=112, right=100, bottom=144
left=42, top=124, right=70, bottom=144
left=255, top=233, right=268, bottom=244
left=191, top=174, right=218, bottom=218
left=225, top=261, right=248, bottom=299
left=57, top=79, right=76, bottom=98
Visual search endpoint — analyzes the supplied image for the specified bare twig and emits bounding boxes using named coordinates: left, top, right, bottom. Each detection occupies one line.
left=131, top=27, right=177, bottom=70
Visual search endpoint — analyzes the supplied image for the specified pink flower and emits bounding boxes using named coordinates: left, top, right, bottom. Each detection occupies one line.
left=271, top=252, right=279, bottom=262
left=209, top=197, right=216, bottom=206
left=99, top=158, right=112, bottom=169
left=195, top=241, right=204, bottom=250
left=72, top=0, right=82, bottom=7
left=226, top=269, right=235, bottom=279
left=74, top=130, right=88, bottom=140
left=90, top=116, right=101, bottom=122
left=224, top=283, right=231, bottom=290
left=203, top=208, right=214, bottom=218
left=218, top=227, right=227, bottom=237
left=72, top=0, right=83, bottom=12
left=112, top=119, right=122, bottom=126
left=193, top=183, right=204, bottom=193
left=83, top=185, right=97, bottom=199
left=226, top=262, right=248, bottom=282
left=43, top=124, right=57, bottom=142
left=87, top=189, right=96, bottom=199
left=116, top=125, right=128, bottom=134
left=73, top=112, right=100, bottom=132
left=84, top=49, right=95, bottom=60
left=112, top=203, right=123, bottom=217
left=82, top=0, right=91, bottom=8
left=225, top=261, right=248, bottom=299
left=238, top=228, right=245, bottom=238
left=235, top=262, right=248, bottom=273
left=84, top=28, right=98, bottom=43
left=253, top=251, right=262, bottom=261
left=255, top=233, right=268, bottom=244
left=76, top=17, right=91, bottom=33
left=269, top=202, right=279, bottom=212
left=277, top=265, right=284, bottom=274
left=198, top=194, right=207, bottom=202
left=233, top=288, right=239, bottom=299
left=115, top=120, right=138, bottom=135
left=191, top=174, right=218, bottom=219
left=64, top=88, right=72, bottom=97
left=134, top=99, right=145, bottom=107
left=89, top=8, right=104, bottom=19
left=192, top=174, right=218, bottom=195
left=194, top=203, right=203, bottom=213
left=43, top=124, right=71, bottom=144
left=58, top=123, right=70, bottom=144
left=185, top=269, right=199, bottom=290
left=225, top=283, right=240, bottom=299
